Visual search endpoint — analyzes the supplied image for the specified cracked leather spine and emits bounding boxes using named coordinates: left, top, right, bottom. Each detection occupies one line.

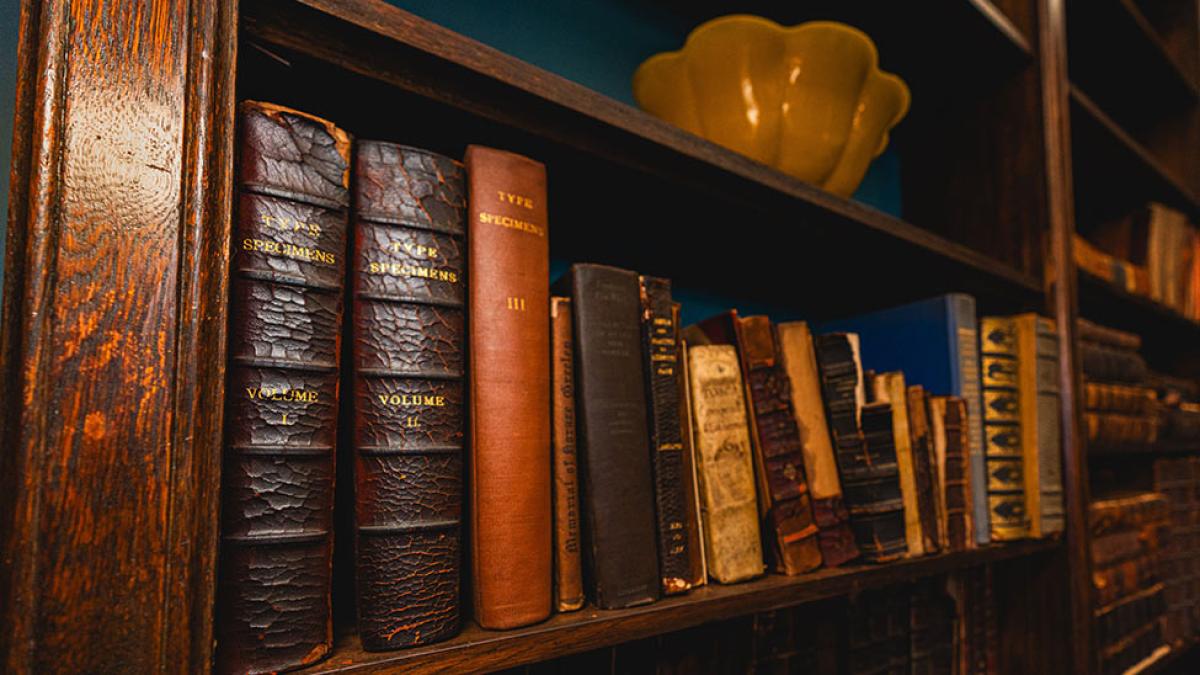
left=351, top=141, right=466, bottom=650
left=217, top=101, right=351, bottom=674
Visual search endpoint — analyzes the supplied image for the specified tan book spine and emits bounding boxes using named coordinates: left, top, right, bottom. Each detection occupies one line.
left=466, top=146, right=552, bottom=629
left=927, top=395, right=950, bottom=550
left=776, top=322, right=858, bottom=567
left=907, top=384, right=943, bottom=553
left=871, top=371, right=925, bottom=557
left=686, top=344, right=764, bottom=584
left=1015, top=314, right=1044, bottom=538
left=551, top=297, right=584, bottom=612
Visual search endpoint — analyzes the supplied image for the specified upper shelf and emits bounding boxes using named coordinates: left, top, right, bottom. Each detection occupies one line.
left=240, top=0, right=1044, bottom=316
left=1067, top=0, right=1200, bottom=118
left=1070, top=85, right=1200, bottom=225
left=301, top=539, right=1058, bottom=674
left=1076, top=269, right=1200, bottom=371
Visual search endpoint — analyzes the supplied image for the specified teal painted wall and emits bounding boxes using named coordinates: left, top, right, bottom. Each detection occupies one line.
left=1, top=2, right=18, bottom=283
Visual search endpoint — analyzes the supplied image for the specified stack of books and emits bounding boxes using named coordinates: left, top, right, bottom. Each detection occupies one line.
left=212, top=100, right=1067, bottom=672
left=1078, top=319, right=1160, bottom=453
left=1090, top=493, right=1170, bottom=675
left=1153, top=458, right=1200, bottom=647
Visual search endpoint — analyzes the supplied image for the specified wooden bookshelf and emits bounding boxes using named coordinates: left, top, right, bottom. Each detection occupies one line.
left=307, top=541, right=1058, bottom=674
left=6, top=0, right=1196, bottom=672
left=1064, top=1, right=1200, bottom=671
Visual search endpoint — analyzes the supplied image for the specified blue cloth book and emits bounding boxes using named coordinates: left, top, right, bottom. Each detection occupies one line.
left=816, top=294, right=990, bottom=546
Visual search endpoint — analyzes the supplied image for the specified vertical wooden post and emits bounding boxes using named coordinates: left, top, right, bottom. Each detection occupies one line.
left=0, top=1, right=235, bottom=672
left=1036, top=0, right=1095, bottom=673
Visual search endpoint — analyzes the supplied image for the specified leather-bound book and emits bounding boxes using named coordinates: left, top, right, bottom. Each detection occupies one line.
left=979, top=316, right=1029, bottom=540
left=697, top=312, right=822, bottom=575
left=910, top=578, right=955, bottom=675
left=465, top=145, right=551, bottom=628
left=676, top=311, right=709, bottom=588
left=1015, top=315, right=1064, bottom=538
left=870, top=371, right=926, bottom=557
left=814, top=333, right=907, bottom=562
left=639, top=278, right=692, bottom=594
left=907, top=385, right=943, bottom=554
left=685, top=344, right=765, bottom=583
left=560, top=264, right=659, bottom=608
left=551, top=296, right=584, bottom=612
left=930, top=396, right=974, bottom=551
left=847, top=587, right=911, bottom=675
left=777, top=322, right=859, bottom=567
left=217, top=101, right=350, bottom=673
left=350, top=141, right=465, bottom=649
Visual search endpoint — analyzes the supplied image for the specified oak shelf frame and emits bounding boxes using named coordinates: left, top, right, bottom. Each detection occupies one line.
left=242, top=0, right=1044, bottom=310
left=302, top=540, right=1059, bottom=674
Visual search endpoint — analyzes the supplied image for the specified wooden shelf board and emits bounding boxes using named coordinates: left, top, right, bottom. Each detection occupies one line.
left=1115, top=0, right=1200, bottom=100
left=302, top=540, right=1058, bottom=674
left=242, top=0, right=1043, bottom=312
left=1077, top=269, right=1200, bottom=340
left=1069, top=85, right=1200, bottom=219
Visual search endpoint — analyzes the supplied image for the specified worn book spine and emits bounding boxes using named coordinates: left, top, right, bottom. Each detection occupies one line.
left=351, top=142, right=466, bottom=649
left=217, top=101, right=350, bottom=673
left=640, top=278, right=692, bottom=594
left=676, top=314, right=709, bottom=588
left=814, top=333, right=907, bottom=563
left=777, top=322, right=859, bottom=567
left=1079, top=341, right=1148, bottom=384
left=926, top=393, right=951, bottom=550
left=949, top=295, right=990, bottom=546
left=847, top=587, right=911, bottom=675
left=1084, top=382, right=1156, bottom=414
left=980, top=317, right=1028, bottom=540
left=566, top=264, right=660, bottom=608
left=932, top=396, right=974, bottom=551
left=1085, top=412, right=1160, bottom=449
left=551, top=297, right=584, bottom=612
left=1016, top=315, right=1064, bottom=538
left=686, top=344, right=765, bottom=583
left=699, top=313, right=822, bottom=574
left=870, top=371, right=925, bottom=557
left=907, top=384, right=943, bottom=554
left=465, top=145, right=552, bottom=629
left=910, top=578, right=955, bottom=675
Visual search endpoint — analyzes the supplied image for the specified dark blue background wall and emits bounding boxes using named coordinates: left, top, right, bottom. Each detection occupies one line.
left=0, top=2, right=901, bottom=310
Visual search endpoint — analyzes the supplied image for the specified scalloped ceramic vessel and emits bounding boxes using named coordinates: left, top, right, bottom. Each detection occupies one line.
left=633, top=16, right=910, bottom=198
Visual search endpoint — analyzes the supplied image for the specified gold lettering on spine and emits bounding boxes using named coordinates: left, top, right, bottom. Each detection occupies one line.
left=242, top=237, right=336, bottom=265
left=246, top=387, right=319, bottom=402
left=376, top=393, right=447, bottom=407
left=477, top=212, right=546, bottom=237
left=366, top=261, right=459, bottom=283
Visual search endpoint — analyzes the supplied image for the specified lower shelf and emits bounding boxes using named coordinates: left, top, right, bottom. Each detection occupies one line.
left=305, top=538, right=1060, bottom=673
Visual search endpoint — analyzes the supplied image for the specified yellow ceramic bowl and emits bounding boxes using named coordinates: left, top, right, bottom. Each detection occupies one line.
left=633, top=16, right=910, bottom=198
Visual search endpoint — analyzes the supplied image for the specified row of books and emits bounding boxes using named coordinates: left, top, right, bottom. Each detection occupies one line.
left=1153, top=457, right=1200, bottom=648
left=1089, top=493, right=1171, bottom=675
left=1074, top=201, right=1200, bottom=322
left=214, top=101, right=1063, bottom=673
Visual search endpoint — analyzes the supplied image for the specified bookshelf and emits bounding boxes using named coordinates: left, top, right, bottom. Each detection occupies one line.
left=307, top=541, right=1057, bottom=674
left=1064, top=0, right=1200, bottom=672
left=0, top=0, right=1193, bottom=673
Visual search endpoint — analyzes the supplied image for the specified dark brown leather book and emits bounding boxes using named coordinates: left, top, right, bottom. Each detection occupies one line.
left=350, top=141, right=465, bottom=650
left=217, top=101, right=350, bottom=673
left=560, top=263, right=660, bottom=609
left=697, top=312, right=822, bottom=575
left=639, top=277, right=691, bottom=594
left=907, top=385, right=943, bottom=555
left=931, top=396, right=974, bottom=551
left=1084, top=383, right=1156, bottom=415
left=846, top=587, right=911, bottom=675
left=551, top=296, right=585, bottom=612
left=465, top=145, right=552, bottom=629
left=910, top=578, right=955, bottom=675
left=1079, top=341, right=1148, bottom=384
left=813, top=333, right=907, bottom=563
left=675, top=308, right=708, bottom=588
